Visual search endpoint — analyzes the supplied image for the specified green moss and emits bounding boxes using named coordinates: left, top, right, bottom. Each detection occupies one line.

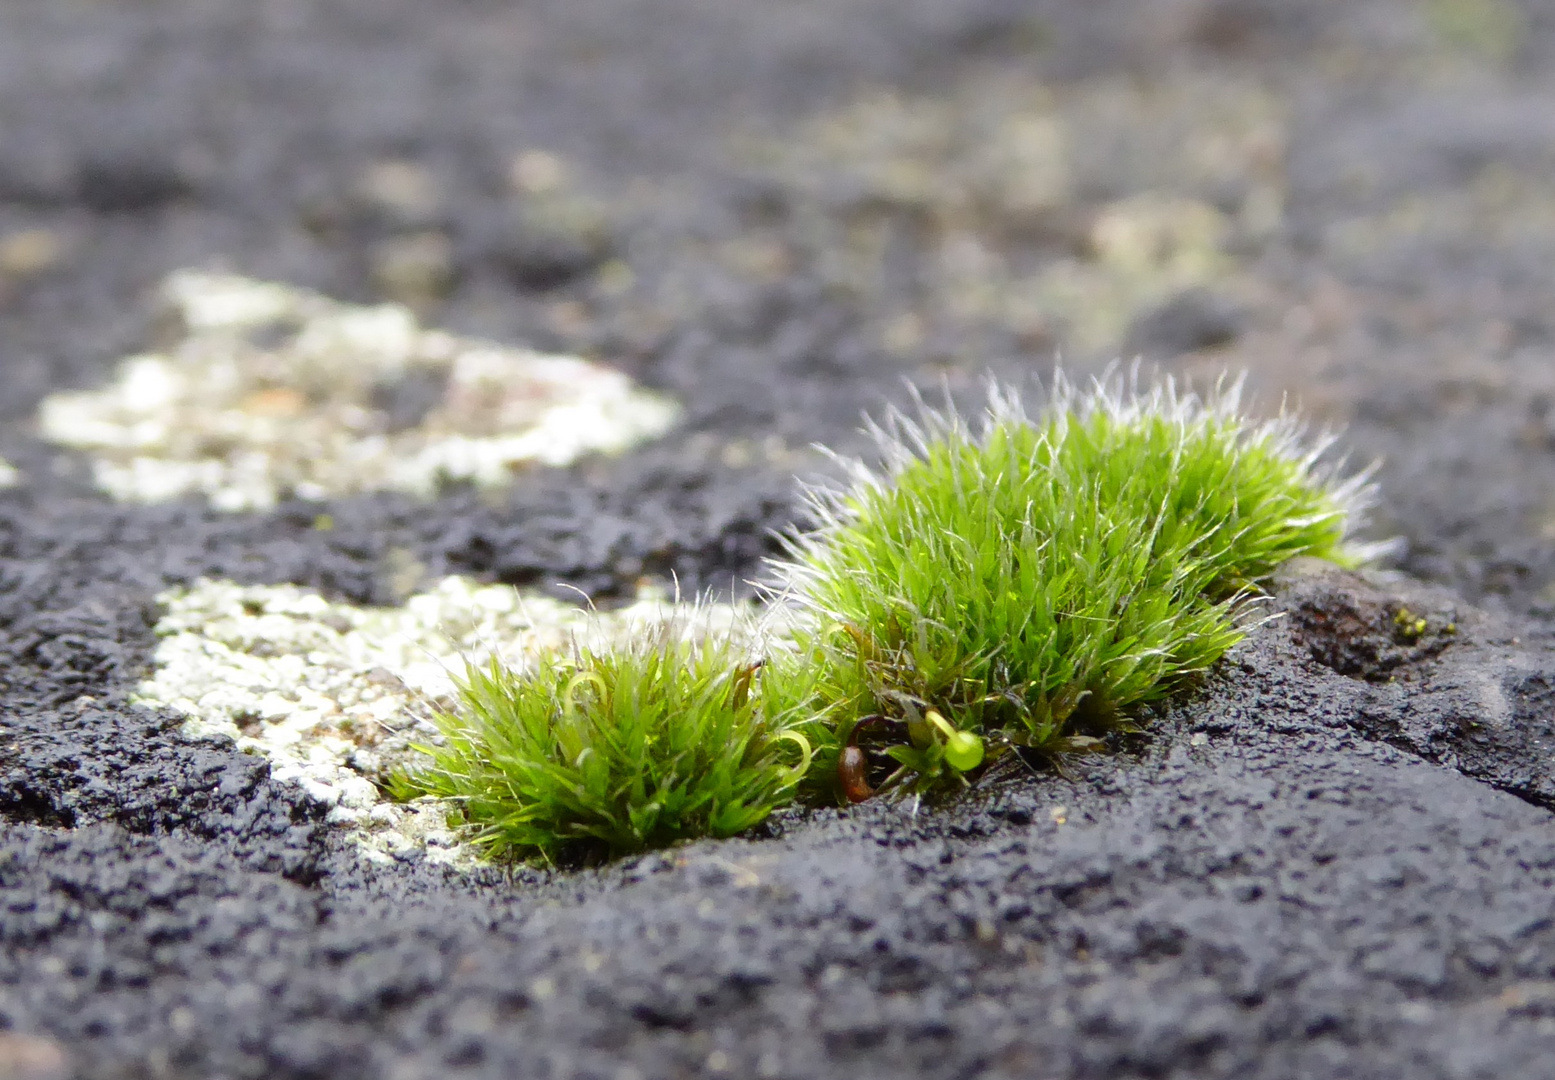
left=769, top=371, right=1379, bottom=800
left=395, top=369, right=1381, bottom=858
left=388, top=623, right=811, bottom=864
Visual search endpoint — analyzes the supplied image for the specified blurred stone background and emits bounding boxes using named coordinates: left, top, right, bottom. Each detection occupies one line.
left=2, top=0, right=1555, bottom=607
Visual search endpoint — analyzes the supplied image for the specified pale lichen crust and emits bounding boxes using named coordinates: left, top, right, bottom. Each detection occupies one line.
left=39, top=271, right=679, bottom=511
left=136, top=576, right=754, bottom=865
left=0, top=458, right=17, bottom=489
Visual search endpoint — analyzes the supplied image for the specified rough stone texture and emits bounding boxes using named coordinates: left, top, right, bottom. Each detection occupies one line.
left=5, top=0, right=1555, bottom=1077
left=10, top=580, right=1555, bottom=1080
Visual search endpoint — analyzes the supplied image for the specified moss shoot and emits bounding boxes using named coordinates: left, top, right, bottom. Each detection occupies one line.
left=389, top=621, right=811, bottom=864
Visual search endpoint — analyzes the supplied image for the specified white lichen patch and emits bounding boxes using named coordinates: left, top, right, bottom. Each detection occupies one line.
left=0, top=457, right=18, bottom=488
left=39, top=271, right=678, bottom=511
left=137, top=575, right=759, bottom=866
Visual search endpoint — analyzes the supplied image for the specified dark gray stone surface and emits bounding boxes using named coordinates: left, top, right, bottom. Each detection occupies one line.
left=5, top=1, right=1555, bottom=1077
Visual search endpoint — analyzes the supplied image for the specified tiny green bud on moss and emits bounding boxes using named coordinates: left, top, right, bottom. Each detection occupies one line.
left=935, top=715, right=986, bottom=772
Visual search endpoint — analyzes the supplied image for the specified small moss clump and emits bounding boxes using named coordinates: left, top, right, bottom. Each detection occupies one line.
left=389, top=624, right=811, bottom=864
left=769, top=371, right=1379, bottom=799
